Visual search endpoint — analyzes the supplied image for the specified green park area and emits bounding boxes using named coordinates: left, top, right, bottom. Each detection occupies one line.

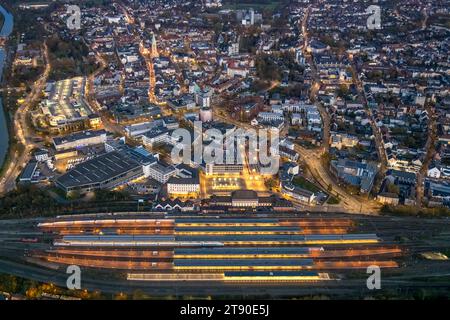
left=292, top=176, right=322, bottom=193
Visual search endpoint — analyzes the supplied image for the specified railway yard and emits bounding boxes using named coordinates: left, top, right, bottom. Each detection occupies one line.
left=0, top=212, right=449, bottom=298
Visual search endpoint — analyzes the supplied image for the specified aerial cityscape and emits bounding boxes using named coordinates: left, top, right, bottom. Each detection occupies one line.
left=0, top=0, right=449, bottom=302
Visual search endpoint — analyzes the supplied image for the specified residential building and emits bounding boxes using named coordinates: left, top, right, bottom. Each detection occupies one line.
left=331, top=158, right=378, bottom=193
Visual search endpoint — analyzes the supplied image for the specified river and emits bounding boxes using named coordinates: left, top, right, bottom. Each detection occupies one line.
left=0, top=5, right=13, bottom=169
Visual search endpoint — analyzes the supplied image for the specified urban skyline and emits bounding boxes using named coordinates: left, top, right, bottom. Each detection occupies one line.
left=0, top=0, right=449, bottom=302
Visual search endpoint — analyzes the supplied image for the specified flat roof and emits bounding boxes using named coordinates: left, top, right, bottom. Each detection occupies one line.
left=174, top=218, right=280, bottom=223
left=231, top=190, right=258, bottom=200
left=53, top=129, right=107, bottom=146
left=174, top=226, right=300, bottom=232
left=174, top=247, right=313, bottom=255
left=142, top=127, right=170, bottom=139
left=224, top=271, right=319, bottom=277
left=174, top=259, right=314, bottom=267
left=174, top=235, right=311, bottom=242
left=175, top=234, right=378, bottom=242
left=20, top=161, right=38, bottom=180
left=42, top=77, right=91, bottom=124
left=150, top=161, right=176, bottom=175
left=63, top=235, right=176, bottom=242
left=168, top=176, right=199, bottom=185
left=56, top=151, right=142, bottom=188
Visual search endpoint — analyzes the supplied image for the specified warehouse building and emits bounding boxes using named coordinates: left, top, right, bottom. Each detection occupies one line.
left=55, top=151, right=144, bottom=194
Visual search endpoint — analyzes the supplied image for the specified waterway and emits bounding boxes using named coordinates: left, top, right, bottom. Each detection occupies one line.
left=0, top=5, right=14, bottom=169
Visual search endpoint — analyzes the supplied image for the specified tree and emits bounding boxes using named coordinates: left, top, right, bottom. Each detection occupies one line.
left=265, top=178, right=278, bottom=190
left=255, top=54, right=282, bottom=81
left=67, top=190, right=81, bottom=200
left=387, top=183, right=400, bottom=195
left=0, top=274, right=19, bottom=293
left=0, top=186, right=60, bottom=217
left=321, top=152, right=332, bottom=166
left=132, top=289, right=148, bottom=300
left=337, top=85, right=349, bottom=98
left=114, top=292, right=128, bottom=300
left=94, top=189, right=131, bottom=202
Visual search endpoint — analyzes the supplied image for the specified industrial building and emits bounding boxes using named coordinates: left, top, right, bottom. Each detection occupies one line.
left=55, top=151, right=145, bottom=194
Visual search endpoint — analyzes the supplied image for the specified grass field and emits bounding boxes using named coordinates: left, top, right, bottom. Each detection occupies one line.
left=292, top=176, right=322, bottom=193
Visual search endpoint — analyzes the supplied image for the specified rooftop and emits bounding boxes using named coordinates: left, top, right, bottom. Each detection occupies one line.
left=56, top=151, right=142, bottom=188
left=53, top=130, right=107, bottom=147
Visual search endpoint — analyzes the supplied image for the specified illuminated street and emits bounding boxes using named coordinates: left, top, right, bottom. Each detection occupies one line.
left=0, top=0, right=449, bottom=303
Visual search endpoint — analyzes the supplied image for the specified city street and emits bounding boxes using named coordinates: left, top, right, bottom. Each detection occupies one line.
left=0, top=43, right=50, bottom=194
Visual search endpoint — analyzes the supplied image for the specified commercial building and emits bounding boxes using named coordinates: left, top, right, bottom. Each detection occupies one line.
left=209, top=190, right=273, bottom=208
left=167, top=96, right=197, bottom=112
left=167, top=166, right=200, bottom=196
left=124, top=120, right=164, bottom=138
left=142, top=128, right=173, bottom=148
left=281, top=183, right=316, bottom=205
left=55, top=151, right=144, bottom=194
left=53, top=130, right=107, bottom=151
left=331, top=158, right=378, bottom=193
left=40, top=77, right=96, bottom=131
left=231, top=190, right=260, bottom=207
left=19, top=161, right=38, bottom=183
left=54, top=149, right=78, bottom=161
left=34, top=149, right=50, bottom=162
left=204, top=162, right=244, bottom=176
left=147, top=161, right=177, bottom=184
left=167, top=176, right=200, bottom=195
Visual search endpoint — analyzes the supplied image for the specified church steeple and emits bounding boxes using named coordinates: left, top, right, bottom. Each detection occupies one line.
left=151, top=33, right=159, bottom=58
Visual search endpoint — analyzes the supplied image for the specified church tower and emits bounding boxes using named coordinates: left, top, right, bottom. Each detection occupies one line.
left=151, top=33, right=159, bottom=58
